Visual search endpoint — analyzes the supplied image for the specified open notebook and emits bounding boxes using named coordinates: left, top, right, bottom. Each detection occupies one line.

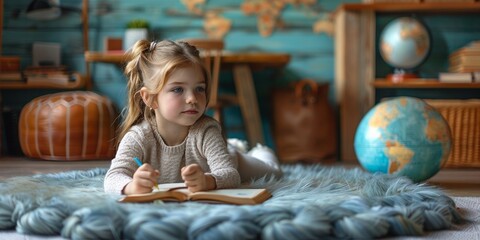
left=118, top=183, right=271, bottom=205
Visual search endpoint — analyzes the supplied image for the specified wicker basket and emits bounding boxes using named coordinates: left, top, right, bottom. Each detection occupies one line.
left=424, top=99, right=480, bottom=168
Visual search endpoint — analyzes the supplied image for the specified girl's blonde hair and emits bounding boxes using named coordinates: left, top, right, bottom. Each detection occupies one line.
left=118, top=39, right=210, bottom=146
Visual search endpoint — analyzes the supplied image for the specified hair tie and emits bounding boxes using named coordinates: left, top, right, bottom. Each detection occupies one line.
left=149, top=41, right=157, bottom=52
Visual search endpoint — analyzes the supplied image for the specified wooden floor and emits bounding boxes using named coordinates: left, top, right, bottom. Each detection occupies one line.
left=0, top=156, right=111, bottom=179
left=0, top=156, right=479, bottom=197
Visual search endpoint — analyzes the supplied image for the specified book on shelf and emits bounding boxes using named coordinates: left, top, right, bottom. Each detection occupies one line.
left=449, top=49, right=480, bottom=60
left=25, top=73, right=76, bottom=84
left=104, top=37, right=123, bottom=52
left=450, top=41, right=480, bottom=58
left=0, top=72, right=23, bottom=82
left=0, top=56, right=21, bottom=72
left=448, top=63, right=480, bottom=73
left=24, top=65, right=68, bottom=74
left=438, top=72, right=473, bottom=83
left=118, top=182, right=272, bottom=205
left=448, top=41, right=480, bottom=73
left=23, top=65, right=75, bottom=85
left=474, top=72, right=480, bottom=83
left=449, top=55, right=480, bottom=67
left=449, top=40, right=480, bottom=59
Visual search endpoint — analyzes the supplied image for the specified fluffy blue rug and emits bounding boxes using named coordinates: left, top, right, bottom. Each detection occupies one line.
left=0, top=164, right=462, bottom=239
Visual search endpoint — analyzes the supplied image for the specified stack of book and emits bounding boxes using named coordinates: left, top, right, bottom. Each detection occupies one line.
left=23, top=66, right=73, bottom=85
left=449, top=41, right=480, bottom=73
left=0, top=56, right=23, bottom=82
left=439, top=41, right=480, bottom=83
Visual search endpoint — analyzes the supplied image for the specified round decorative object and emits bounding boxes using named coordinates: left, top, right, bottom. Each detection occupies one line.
left=354, top=97, right=452, bottom=183
left=379, top=17, right=431, bottom=82
left=19, top=91, right=118, bottom=161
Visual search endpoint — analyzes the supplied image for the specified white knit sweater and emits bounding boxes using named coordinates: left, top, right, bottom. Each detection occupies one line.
left=104, top=115, right=241, bottom=194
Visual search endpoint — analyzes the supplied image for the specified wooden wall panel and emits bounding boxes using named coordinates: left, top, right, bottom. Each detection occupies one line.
left=3, top=0, right=479, bottom=157
left=2, top=0, right=353, bottom=150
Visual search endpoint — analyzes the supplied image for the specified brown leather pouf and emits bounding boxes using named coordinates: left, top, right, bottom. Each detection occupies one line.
left=19, top=91, right=118, bottom=160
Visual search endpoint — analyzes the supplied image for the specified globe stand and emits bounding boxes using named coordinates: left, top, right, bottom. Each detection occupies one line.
left=386, top=68, right=418, bottom=83
left=386, top=73, right=418, bottom=83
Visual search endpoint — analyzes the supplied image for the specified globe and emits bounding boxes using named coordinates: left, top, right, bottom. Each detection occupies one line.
left=379, top=17, right=431, bottom=81
left=354, top=97, right=452, bottom=183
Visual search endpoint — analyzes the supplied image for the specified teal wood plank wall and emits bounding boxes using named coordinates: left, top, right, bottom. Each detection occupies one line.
left=2, top=0, right=478, bottom=154
left=2, top=0, right=359, bottom=151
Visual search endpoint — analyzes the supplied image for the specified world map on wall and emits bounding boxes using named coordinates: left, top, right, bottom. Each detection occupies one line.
left=181, top=0, right=334, bottom=38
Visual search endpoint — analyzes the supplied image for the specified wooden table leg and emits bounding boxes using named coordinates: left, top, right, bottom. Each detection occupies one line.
left=233, top=64, right=265, bottom=146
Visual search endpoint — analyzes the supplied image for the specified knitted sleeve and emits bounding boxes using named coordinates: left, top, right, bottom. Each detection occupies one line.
left=190, top=117, right=241, bottom=189
left=103, top=128, right=146, bottom=194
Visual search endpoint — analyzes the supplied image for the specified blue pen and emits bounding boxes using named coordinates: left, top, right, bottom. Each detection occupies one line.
left=133, top=157, right=143, bottom=167
left=133, top=157, right=159, bottom=190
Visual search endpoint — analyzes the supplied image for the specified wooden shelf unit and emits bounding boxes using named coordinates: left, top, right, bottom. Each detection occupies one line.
left=0, top=0, right=89, bottom=90
left=372, top=80, right=480, bottom=89
left=0, top=72, right=85, bottom=90
left=334, top=2, right=480, bottom=163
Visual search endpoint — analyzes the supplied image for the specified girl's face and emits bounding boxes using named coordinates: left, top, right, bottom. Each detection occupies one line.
left=155, top=65, right=207, bottom=127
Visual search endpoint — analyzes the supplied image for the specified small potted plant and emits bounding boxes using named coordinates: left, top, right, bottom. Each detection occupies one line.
left=124, top=19, right=150, bottom=51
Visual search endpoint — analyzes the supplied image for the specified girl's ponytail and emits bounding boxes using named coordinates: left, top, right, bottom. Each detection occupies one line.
left=117, top=40, right=151, bottom=146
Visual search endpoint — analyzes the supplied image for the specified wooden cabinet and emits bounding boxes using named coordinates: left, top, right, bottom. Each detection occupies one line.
left=334, top=2, right=480, bottom=163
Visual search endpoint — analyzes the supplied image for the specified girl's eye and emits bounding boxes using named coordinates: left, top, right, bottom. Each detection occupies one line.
left=172, top=87, right=183, bottom=93
left=196, top=86, right=206, bottom=93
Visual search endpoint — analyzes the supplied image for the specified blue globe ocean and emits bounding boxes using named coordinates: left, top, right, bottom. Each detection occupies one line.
left=354, top=97, right=452, bottom=183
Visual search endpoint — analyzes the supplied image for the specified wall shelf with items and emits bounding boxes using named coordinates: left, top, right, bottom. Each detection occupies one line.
left=334, top=2, right=480, bottom=163
left=0, top=72, right=85, bottom=90
left=0, top=0, right=90, bottom=90
left=339, top=2, right=480, bottom=12
left=372, top=80, right=480, bottom=89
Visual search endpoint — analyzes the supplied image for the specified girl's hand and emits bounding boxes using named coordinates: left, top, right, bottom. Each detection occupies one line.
left=123, top=164, right=159, bottom=194
left=181, top=164, right=216, bottom=192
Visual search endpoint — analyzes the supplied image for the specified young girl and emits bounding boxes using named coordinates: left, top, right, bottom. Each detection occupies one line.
left=104, top=40, right=281, bottom=195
